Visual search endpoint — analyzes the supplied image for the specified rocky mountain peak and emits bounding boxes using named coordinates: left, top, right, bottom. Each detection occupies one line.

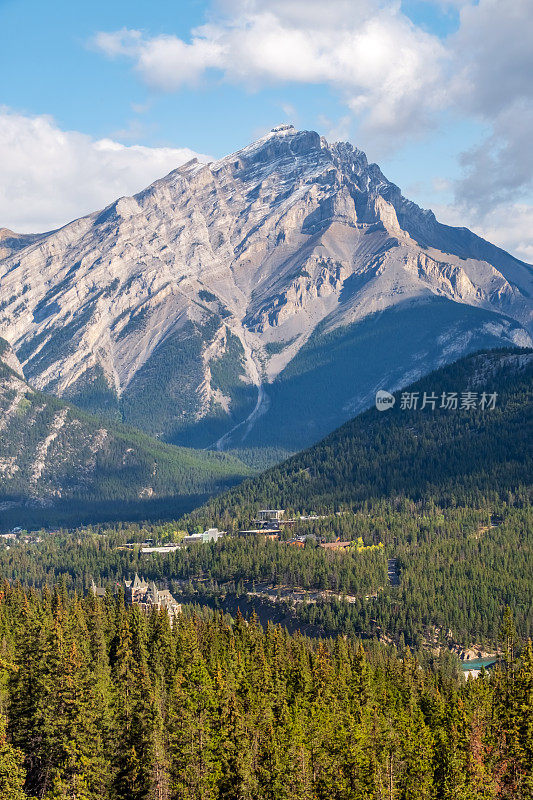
left=212, top=125, right=324, bottom=179
left=0, top=128, right=531, bottom=452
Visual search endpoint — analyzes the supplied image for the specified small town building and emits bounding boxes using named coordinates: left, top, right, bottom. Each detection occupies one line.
left=282, top=534, right=317, bottom=547
left=181, top=527, right=226, bottom=545
left=141, top=544, right=180, bottom=553
left=257, top=510, right=285, bottom=524
left=243, top=509, right=286, bottom=533
left=124, top=574, right=182, bottom=620
left=90, top=579, right=107, bottom=598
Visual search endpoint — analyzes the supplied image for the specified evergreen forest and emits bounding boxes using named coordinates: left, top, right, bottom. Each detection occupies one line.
left=0, top=583, right=532, bottom=800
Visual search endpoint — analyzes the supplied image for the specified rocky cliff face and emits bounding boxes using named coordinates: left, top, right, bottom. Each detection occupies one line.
left=0, top=125, right=531, bottom=450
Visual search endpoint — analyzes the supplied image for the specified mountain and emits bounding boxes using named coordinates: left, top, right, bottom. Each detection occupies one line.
left=188, top=349, right=533, bottom=527
left=0, top=125, right=531, bottom=452
left=0, top=338, right=250, bottom=529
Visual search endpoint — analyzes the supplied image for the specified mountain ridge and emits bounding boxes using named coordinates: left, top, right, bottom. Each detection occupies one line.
left=0, top=338, right=251, bottom=530
left=185, top=347, right=533, bottom=528
left=0, top=125, right=531, bottom=452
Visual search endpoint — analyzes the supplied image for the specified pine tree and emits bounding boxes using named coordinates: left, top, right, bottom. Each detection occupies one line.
left=111, top=605, right=159, bottom=800
left=0, top=714, right=31, bottom=800
left=494, top=640, right=533, bottom=799
left=167, top=637, right=220, bottom=800
left=213, top=670, right=257, bottom=800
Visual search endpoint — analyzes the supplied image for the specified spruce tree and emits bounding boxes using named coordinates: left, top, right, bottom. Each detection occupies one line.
left=0, top=714, right=31, bottom=800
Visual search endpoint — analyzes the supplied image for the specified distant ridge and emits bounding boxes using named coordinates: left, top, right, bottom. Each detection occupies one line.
left=0, top=338, right=250, bottom=530
left=187, top=348, right=533, bottom=527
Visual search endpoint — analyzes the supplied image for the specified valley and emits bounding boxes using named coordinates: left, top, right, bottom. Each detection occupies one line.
left=0, top=337, right=251, bottom=529
left=2, top=347, right=531, bottom=655
left=2, top=3, right=533, bottom=797
left=1, top=346, right=531, bottom=800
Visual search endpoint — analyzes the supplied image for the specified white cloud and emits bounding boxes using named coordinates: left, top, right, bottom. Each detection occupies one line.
left=475, top=204, right=533, bottom=264
left=91, top=1, right=533, bottom=211
left=280, top=101, right=297, bottom=120
left=0, top=109, right=207, bottom=233
left=414, top=0, right=472, bottom=7
left=434, top=201, right=533, bottom=264
left=449, top=1, right=533, bottom=212
left=438, top=0, right=533, bottom=261
left=452, top=0, right=533, bottom=119
left=93, top=28, right=225, bottom=90
left=5, top=0, right=533, bottom=260
left=92, top=28, right=144, bottom=58
left=93, top=2, right=448, bottom=144
left=317, top=113, right=353, bottom=143
left=457, top=100, right=533, bottom=209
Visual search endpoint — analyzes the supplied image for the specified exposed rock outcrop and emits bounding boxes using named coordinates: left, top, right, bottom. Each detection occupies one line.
left=0, top=126, right=531, bottom=449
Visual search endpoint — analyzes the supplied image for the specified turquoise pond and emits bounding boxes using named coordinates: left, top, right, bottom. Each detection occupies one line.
left=461, top=657, right=497, bottom=671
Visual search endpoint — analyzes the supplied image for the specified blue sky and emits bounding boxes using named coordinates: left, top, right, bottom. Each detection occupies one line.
left=1, top=0, right=464, bottom=157
left=1, top=0, right=532, bottom=262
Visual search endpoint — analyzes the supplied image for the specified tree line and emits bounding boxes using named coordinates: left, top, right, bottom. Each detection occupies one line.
left=0, top=582, right=532, bottom=799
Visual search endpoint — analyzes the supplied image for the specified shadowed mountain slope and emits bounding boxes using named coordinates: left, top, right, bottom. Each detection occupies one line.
left=0, top=339, right=250, bottom=529
left=187, top=349, right=532, bottom=527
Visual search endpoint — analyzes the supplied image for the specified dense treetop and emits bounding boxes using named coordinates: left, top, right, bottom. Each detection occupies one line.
left=0, top=583, right=532, bottom=799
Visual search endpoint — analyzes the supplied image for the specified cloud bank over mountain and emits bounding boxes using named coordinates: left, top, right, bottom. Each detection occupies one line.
left=91, top=0, right=533, bottom=260
left=93, top=1, right=448, bottom=143
left=1, top=0, right=532, bottom=260
left=0, top=109, right=206, bottom=233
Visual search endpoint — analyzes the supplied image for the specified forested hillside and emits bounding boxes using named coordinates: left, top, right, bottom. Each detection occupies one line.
left=0, top=583, right=531, bottom=800
left=128, top=348, right=533, bottom=651
left=189, top=349, right=533, bottom=528
left=0, top=499, right=530, bottom=650
left=0, top=340, right=250, bottom=529
left=0, top=347, right=531, bottom=800
left=1, top=349, right=530, bottom=652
